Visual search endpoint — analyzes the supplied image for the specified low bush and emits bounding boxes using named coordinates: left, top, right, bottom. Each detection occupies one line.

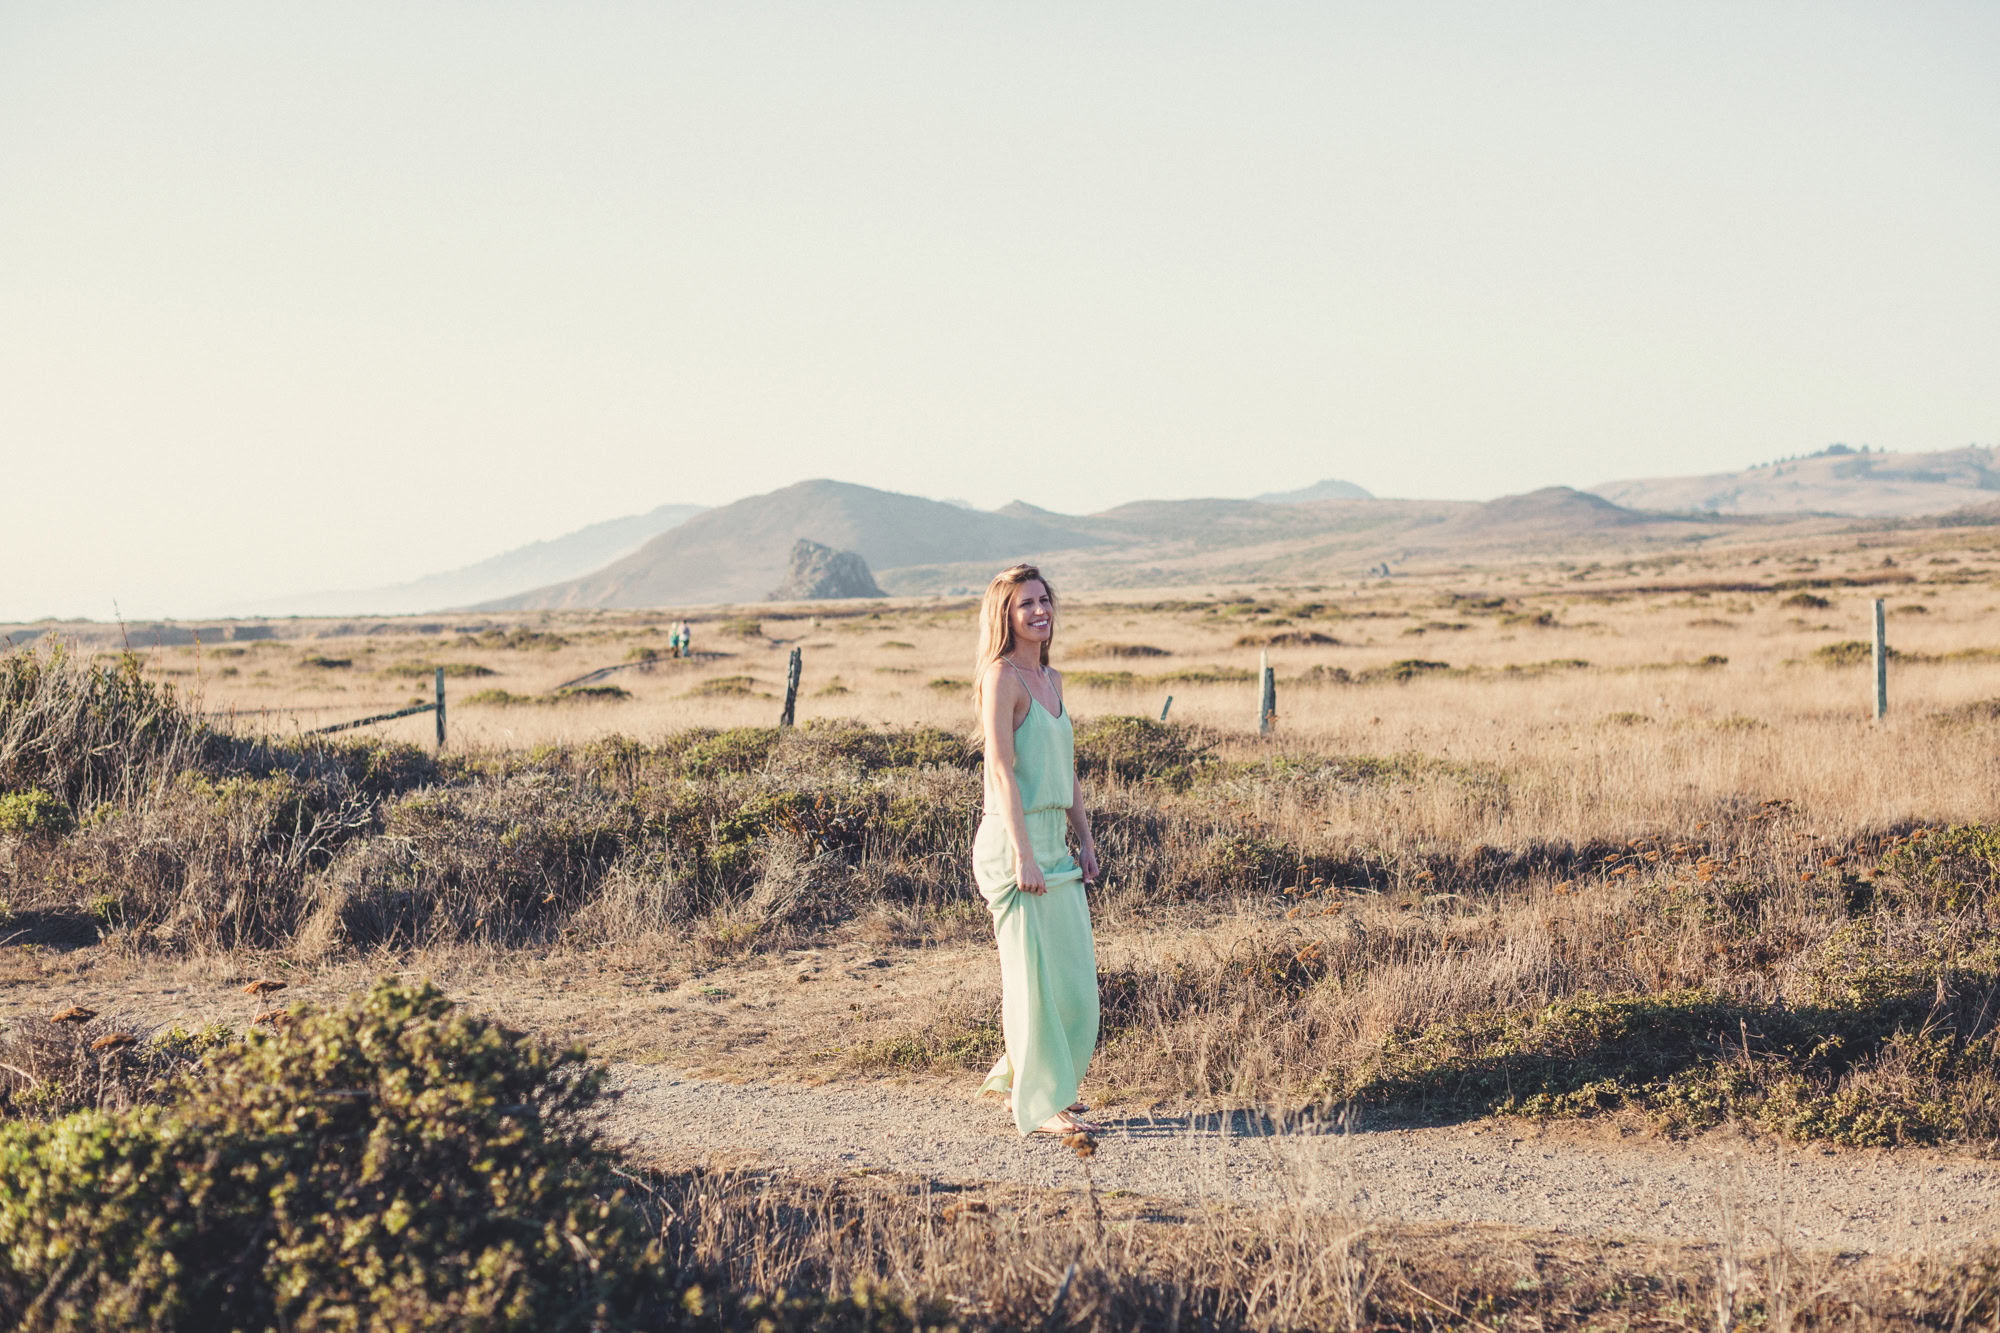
left=683, top=676, right=762, bottom=698
left=464, top=688, right=535, bottom=706
left=0, top=643, right=203, bottom=814
left=381, top=661, right=495, bottom=679
left=474, top=627, right=569, bottom=651
left=0, top=979, right=652, bottom=1332
left=1069, top=641, right=1170, bottom=658
left=1815, top=639, right=1894, bottom=666
left=1357, top=659, right=1452, bottom=683
left=0, top=789, right=73, bottom=838
left=301, top=776, right=639, bottom=952
left=552, top=684, right=632, bottom=703
left=1073, top=716, right=1214, bottom=792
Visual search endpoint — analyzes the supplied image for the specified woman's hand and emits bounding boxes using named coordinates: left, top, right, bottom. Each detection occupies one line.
left=1078, top=842, right=1100, bottom=885
left=1016, top=851, right=1048, bottom=896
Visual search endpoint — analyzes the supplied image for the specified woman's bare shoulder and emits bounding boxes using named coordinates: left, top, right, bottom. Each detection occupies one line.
left=979, top=659, right=1020, bottom=697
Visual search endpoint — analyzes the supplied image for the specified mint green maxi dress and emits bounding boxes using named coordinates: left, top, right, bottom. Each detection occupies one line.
left=973, top=689, right=1100, bottom=1135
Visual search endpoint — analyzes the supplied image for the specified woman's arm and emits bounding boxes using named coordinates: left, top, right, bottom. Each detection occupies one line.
left=980, top=663, right=1047, bottom=895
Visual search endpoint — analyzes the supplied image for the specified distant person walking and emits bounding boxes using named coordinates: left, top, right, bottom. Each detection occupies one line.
left=678, top=619, right=693, bottom=659
left=971, top=564, right=1102, bottom=1136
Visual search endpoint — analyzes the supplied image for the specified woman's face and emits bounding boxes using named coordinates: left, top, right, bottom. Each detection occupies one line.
left=1009, top=580, right=1054, bottom=646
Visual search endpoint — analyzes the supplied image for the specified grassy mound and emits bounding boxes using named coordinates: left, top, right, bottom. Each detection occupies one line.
left=0, top=980, right=650, bottom=1332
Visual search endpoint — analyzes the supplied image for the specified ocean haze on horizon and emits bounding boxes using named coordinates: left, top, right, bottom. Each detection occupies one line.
left=2, top=2, right=1996, bottom=620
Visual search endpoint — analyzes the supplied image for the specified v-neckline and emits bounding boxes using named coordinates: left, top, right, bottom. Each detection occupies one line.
left=1008, top=660, right=1063, bottom=722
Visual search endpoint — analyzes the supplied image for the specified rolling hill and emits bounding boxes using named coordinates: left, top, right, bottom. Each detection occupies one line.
left=1590, top=445, right=1999, bottom=517
left=481, top=480, right=1105, bottom=609
left=1253, top=478, right=1374, bottom=503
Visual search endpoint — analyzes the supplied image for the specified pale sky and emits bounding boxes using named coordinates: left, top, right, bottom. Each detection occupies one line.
left=3, top=2, right=1996, bottom=620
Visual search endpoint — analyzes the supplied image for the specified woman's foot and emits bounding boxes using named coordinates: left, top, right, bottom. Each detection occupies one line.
left=1003, top=1096, right=1103, bottom=1135
left=1034, top=1109, right=1103, bottom=1135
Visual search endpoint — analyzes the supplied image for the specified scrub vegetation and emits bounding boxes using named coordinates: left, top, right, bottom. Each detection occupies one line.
left=6, top=526, right=2000, bottom=1326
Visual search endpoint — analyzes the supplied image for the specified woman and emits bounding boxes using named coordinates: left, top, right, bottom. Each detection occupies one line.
left=971, top=564, right=1103, bottom=1136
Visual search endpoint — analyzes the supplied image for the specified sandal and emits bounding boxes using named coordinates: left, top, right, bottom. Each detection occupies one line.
left=1034, top=1109, right=1104, bottom=1136
left=1003, top=1097, right=1104, bottom=1135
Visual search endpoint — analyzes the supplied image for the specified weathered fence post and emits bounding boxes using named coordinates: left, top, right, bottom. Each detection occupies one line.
left=1257, top=651, right=1276, bottom=734
left=434, top=667, right=446, bottom=749
left=1872, top=598, right=1888, bottom=720
left=1159, top=694, right=1173, bottom=722
left=780, top=647, right=802, bottom=727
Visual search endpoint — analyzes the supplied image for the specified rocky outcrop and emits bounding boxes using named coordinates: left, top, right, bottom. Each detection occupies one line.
left=767, top=539, right=884, bottom=601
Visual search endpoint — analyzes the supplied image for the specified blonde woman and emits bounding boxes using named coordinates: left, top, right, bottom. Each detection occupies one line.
left=972, top=564, right=1102, bottom=1136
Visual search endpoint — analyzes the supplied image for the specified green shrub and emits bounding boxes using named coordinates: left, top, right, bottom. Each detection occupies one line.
left=1073, top=717, right=1213, bottom=791
left=552, top=684, right=632, bottom=703
left=1154, top=665, right=1256, bottom=684
left=1814, top=640, right=1894, bottom=666
left=683, top=676, right=761, bottom=698
left=717, top=618, right=763, bottom=638
left=297, top=654, right=351, bottom=669
left=1876, top=824, right=2000, bottom=913
left=381, top=661, right=495, bottom=679
left=925, top=677, right=968, bottom=693
left=304, top=780, right=638, bottom=951
left=0, top=789, right=73, bottom=838
left=0, top=979, right=651, bottom=1332
left=473, top=627, right=569, bottom=651
left=1783, top=591, right=1832, bottom=609
left=465, top=688, right=536, bottom=706
left=668, top=727, right=784, bottom=778
left=1358, top=659, right=1452, bottom=683
left=1070, top=641, right=1170, bottom=659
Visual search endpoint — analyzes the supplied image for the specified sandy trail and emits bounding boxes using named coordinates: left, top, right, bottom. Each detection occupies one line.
left=603, top=1067, right=1999, bottom=1255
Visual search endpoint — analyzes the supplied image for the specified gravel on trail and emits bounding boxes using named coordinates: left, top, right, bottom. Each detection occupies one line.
left=602, top=1067, right=2000, bottom=1256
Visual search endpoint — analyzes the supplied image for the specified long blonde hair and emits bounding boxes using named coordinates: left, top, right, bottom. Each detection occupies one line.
left=972, top=563, right=1055, bottom=710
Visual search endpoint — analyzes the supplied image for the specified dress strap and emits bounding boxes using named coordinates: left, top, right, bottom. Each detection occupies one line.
left=1005, top=658, right=1062, bottom=716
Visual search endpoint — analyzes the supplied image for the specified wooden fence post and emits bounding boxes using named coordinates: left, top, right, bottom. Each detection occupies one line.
left=781, top=647, right=802, bottom=727
left=1159, top=694, right=1173, bottom=722
left=435, top=667, right=446, bottom=749
left=1872, top=598, right=1888, bottom=720
left=1257, top=651, right=1275, bottom=734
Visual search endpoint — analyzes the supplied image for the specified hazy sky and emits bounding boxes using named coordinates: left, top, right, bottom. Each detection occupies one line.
left=3, top=2, right=1996, bottom=620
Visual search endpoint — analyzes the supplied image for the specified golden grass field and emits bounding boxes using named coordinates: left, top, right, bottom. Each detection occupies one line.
left=174, top=523, right=2000, bottom=846
left=6, top=520, right=2000, bottom=1329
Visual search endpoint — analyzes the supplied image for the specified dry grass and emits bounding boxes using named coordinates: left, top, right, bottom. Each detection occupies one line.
left=7, top=524, right=2000, bottom=1320
left=630, top=1158, right=1998, bottom=1331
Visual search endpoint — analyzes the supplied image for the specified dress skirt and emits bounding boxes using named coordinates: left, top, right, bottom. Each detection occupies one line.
left=973, top=808, right=1099, bottom=1135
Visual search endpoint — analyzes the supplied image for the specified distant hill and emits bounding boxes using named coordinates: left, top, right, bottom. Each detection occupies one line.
left=1591, top=446, right=2000, bottom=517
left=1254, top=478, right=1374, bottom=503
left=483, top=480, right=1103, bottom=609
left=1439, top=486, right=1646, bottom=537
left=244, top=503, right=706, bottom=616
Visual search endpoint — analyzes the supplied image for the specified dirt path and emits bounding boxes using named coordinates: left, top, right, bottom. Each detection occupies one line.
left=10, top=943, right=1996, bottom=1256
left=603, top=1067, right=2000, bottom=1256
